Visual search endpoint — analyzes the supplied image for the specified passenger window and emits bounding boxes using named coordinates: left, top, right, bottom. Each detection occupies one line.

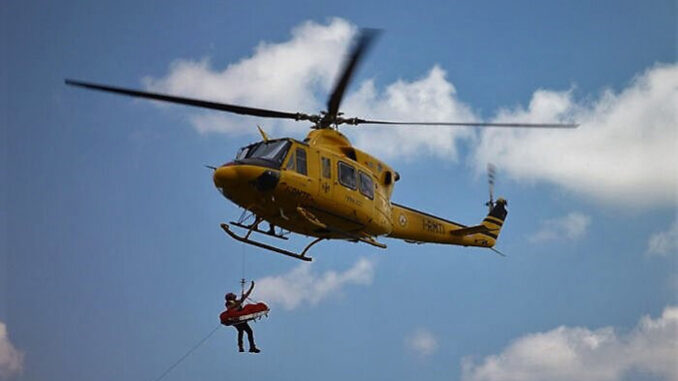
left=338, top=162, right=356, bottom=190
left=286, top=152, right=295, bottom=170
left=321, top=157, right=331, bottom=179
left=295, top=148, right=307, bottom=175
left=358, top=171, right=374, bottom=199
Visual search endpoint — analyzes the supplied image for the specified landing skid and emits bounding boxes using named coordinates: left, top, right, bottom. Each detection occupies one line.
left=229, top=221, right=289, bottom=240
left=220, top=223, right=321, bottom=262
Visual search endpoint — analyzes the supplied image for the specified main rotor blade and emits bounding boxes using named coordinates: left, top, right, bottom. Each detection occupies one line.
left=325, top=29, right=380, bottom=121
left=349, top=118, right=579, bottom=128
left=64, top=79, right=311, bottom=121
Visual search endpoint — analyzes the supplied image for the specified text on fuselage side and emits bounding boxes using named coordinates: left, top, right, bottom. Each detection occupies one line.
left=280, top=184, right=313, bottom=202
left=422, top=218, right=445, bottom=234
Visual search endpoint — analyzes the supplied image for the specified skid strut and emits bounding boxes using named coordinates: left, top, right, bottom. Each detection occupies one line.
left=220, top=223, right=322, bottom=262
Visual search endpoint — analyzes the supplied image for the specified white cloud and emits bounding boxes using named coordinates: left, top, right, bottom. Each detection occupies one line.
left=529, top=212, right=591, bottom=243
left=405, top=328, right=439, bottom=357
left=474, top=64, right=678, bottom=208
left=647, top=220, right=678, bottom=256
left=343, top=67, right=476, bottom=161
left=0, top=322, right=23, bottom=379
left=253, top=258, right=374, bottom=310
left=145, top=18, right=678, bottom=208
left=461, top=306, right=678, bottom=381
left=143, top=18, right=476, bottom=162
left=144, top=18, right=354, bottom=136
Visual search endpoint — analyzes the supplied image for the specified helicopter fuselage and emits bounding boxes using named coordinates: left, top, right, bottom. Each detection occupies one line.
left=214, top=129, right=396, bottom=239
left=213, top=128, right=506, bottom=250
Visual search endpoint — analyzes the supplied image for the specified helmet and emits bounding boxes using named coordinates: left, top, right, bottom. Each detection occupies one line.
left=496, top=197, right=507, bottom=206
left=225, top=292, right=237, bottom=300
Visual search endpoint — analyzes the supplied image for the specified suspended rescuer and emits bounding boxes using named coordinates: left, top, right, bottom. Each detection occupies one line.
left=225, top=281, right=261, bottom=353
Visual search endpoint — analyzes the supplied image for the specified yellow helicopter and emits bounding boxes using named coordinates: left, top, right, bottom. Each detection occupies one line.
left=65, top=30, right=576, bottom=261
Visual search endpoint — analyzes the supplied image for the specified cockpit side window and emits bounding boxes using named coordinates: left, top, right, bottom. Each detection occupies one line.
left=321, top=157, right=331, bottom=179
left=286, top=152, right=295, bottom=170
left=295, top=148, right=307, bottom=175
left=338, top=161, right=356, bottom=190
left=235, top=146, right=250, bottom=160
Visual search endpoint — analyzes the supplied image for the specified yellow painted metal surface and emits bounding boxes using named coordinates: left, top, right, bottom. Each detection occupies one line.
left=213, top=128, right=505, bottom=248
left=388, top=204, right=502, bottom=248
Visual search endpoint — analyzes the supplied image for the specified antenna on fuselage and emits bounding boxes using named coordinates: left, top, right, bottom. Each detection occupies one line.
left=257, top=125, right=270, bottom=142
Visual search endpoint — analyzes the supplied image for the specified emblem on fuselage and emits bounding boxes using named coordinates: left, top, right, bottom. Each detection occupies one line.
left=399, top=213, right=407, bottom=227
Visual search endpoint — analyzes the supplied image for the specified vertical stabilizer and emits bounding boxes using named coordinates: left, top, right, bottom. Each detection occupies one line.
left=479, top=198, right=508, bottom=247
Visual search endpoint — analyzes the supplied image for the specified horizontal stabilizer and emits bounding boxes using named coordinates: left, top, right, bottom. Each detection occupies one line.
left=449, top=225, right=494, bottom=237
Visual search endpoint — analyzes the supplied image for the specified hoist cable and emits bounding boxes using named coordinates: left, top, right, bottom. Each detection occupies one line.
left=240, top=242, right=247, bottom=294
left=242, top=242, right=245, bottom=281
left=151, top=324, right=221, bottom=381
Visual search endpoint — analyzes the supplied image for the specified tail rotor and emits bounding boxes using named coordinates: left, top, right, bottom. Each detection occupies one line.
left=480, top=163, right=508, bottom=256
left=486, top=163, right=496, bottom=213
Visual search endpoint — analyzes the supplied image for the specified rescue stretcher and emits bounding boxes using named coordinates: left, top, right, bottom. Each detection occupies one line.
left=220, top=303, right=270, bottom=326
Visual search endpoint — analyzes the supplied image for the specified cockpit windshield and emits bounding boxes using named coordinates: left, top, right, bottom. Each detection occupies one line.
left=235, top=140, right=291, bottom=168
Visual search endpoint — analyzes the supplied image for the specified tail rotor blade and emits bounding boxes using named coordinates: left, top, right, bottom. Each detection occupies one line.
left=487, top=163, right=496, bottom=211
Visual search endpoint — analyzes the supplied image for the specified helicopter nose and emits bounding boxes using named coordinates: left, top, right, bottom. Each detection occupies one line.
left=213, top=165, right=240, bottom=188
left=213, top=164, right=280, bottom=191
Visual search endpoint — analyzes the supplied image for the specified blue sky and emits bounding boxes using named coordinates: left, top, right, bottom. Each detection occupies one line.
left=2, top=1, right=677, bottom=381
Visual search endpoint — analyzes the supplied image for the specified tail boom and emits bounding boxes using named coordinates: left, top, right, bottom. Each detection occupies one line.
left=387, top=202, right=506, bottom=248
